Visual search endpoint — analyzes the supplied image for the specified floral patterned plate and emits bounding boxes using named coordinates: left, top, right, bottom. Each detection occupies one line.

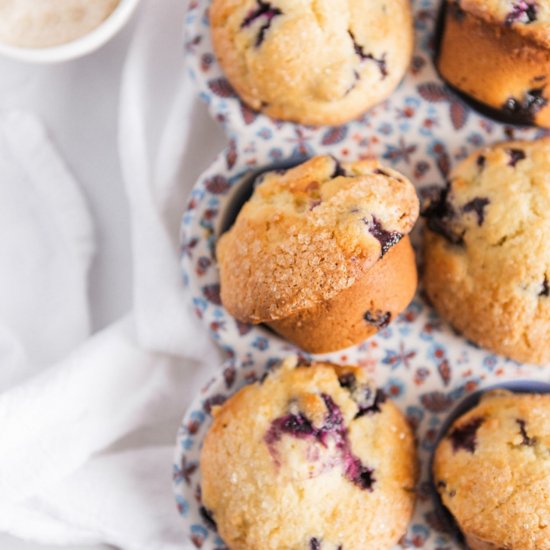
left=173, top=356, right=550, bottom=549
left=176, top=0, right=550, bottom=547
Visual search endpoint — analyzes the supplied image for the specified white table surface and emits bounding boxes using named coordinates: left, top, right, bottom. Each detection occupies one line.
left=0, top=9, right=226, bottom=550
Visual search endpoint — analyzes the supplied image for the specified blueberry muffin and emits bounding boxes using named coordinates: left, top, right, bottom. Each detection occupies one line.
left=438, top=0, right=550, bottom=127
left=434, top=389, right=550, bottom=549
left=217, top=155, right=419, bottom=353
left=210, top=0, right=413, bottom=125
left=0, top=0, right=120, bottom=48
left=423, top=138, right=550, bottom=365
left=200, top=356, right=417, bottom=550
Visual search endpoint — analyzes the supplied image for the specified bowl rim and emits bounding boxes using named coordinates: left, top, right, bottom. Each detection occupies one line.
left=0, top=0, right=141, bottom=64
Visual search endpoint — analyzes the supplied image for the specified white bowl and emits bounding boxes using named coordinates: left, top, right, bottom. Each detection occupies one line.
left=0, top=0, right=141, bottom=64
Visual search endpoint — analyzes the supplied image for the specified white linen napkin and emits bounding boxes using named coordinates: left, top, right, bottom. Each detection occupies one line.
left=0, top=317, right=216, bottom=549
left=0, top=110, right=94, bottom=391
left=0, top=0, right=225, bottom=547
left=4, top=446, right=184, bottom=549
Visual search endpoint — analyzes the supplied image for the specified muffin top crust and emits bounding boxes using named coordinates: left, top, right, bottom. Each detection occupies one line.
left=424, top=138, right=550, bottom=305
left=455, top=0, right=550, bottom=45
left=434, top=389, right=550, bottom=549
left=200, top=356, right=417, bottom=550
left=209, top=0, right=413, bottom=124
left=217, top=155, right=419, bottom=323
left=422, top=138, right=550, bottom=364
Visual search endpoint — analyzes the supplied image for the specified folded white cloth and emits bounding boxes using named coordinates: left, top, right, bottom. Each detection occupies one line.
left=0, top=110, right=94, bottom=390
left=0, top=0, right=225, bottom=548
left=5, top=446, right=185, bottom=550
left=0, top=317, right=218, bottom=548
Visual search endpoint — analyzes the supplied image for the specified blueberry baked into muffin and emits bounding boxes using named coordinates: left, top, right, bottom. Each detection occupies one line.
left=438, top=0, right=550, bottom=127
left=434, top=390, right=550, bottom=550
left=209, top=0, right=413, bottom=125
left=217, top=155, right=420, bottom=353
left=200, top=356, right=417, bottom=550
left=423, top=138, right=550, bottom=365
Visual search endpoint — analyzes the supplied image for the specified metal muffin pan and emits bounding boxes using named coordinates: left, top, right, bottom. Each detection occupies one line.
left=175, top=0, right=550, bottom=548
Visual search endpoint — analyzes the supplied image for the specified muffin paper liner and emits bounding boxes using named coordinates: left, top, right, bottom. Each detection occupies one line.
left=175, top=0, right=550, bottom=547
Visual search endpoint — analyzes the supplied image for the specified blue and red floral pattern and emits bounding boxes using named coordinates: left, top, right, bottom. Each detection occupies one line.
left=176, top=0, right=550, bottom=548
